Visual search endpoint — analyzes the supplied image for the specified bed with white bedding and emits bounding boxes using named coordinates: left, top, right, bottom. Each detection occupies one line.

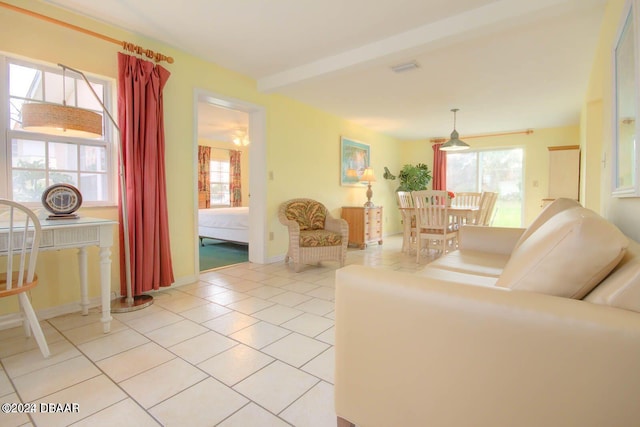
left=198, top=206, right=249, bottom=245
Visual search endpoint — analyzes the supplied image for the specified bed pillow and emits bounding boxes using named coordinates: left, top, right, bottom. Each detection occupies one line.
left=513, top=198, right=581, bottom=250
left=496, top=207, right=628, bottom=299
left=285, top=200, right=326, bottom=230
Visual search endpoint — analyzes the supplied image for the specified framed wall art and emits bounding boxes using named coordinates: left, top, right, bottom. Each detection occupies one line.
left=340, top=136, right=370, bottom=186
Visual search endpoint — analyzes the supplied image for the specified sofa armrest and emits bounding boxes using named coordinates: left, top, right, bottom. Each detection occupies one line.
left=458, top=225, right=525, bottom=255
left=335, top=265, right=640, bottom=427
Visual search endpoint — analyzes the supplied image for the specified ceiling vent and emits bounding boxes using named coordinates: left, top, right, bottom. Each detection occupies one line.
left=390, top=61, right=420, bottom=73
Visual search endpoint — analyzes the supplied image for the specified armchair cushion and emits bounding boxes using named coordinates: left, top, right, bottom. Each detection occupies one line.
left=284, top=200, right=326, bottom=230
left=497, top=207, right=628, bottom=299
left=300, top=230, right=343, bottom=247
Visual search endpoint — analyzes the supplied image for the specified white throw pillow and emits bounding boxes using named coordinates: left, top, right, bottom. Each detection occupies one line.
left=497, top=207, right=628, bottom=299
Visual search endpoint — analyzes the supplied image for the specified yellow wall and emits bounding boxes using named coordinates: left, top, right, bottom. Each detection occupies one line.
left=582, top=0, right=640, bottom=242
left=0, top=0, right=405, bottom=316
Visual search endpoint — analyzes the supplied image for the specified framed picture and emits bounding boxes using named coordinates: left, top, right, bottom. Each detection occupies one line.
left=340, top=136, right=370, bottom=186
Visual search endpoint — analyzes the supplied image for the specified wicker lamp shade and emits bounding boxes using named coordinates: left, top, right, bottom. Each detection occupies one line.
left=21, top=103, right=103, bottom=138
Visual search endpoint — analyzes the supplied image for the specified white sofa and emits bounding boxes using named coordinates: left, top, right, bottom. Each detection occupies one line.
left=334, top=199, right=640, bottom=427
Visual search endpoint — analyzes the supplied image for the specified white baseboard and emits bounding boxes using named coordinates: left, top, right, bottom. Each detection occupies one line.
left=266, top=254, right=286, bottom=264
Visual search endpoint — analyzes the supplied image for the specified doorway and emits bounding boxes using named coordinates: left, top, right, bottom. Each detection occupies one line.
left=194, top=90, right=266, bottom=273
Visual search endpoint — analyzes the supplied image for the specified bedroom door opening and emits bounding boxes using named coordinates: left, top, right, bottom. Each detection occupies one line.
left=194, top=90, right=266, bottom=272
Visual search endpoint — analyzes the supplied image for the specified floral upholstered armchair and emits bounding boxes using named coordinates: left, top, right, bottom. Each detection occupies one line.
left=278, top=198, right=349, bottom=272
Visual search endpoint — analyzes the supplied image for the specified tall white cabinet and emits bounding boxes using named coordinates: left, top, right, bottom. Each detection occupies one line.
left=543, top=145, right=580, bottom=208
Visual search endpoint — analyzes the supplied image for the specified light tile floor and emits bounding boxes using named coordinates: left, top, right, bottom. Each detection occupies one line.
left=0, top=234, right=433, bottom=427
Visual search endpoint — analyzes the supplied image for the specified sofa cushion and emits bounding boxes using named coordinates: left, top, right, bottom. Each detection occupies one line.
left=427, top=249, right=510, bottom=278
left=584, top=239, right=640, bottom=313
left=513, top=198, right=581, bottom=250
left=285, top=200, right=326, bottom=230
left=496, top=207, right=628, bottom=299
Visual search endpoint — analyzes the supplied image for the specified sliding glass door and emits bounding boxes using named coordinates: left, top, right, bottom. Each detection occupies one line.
left=446, top=148, right=524, bottom=227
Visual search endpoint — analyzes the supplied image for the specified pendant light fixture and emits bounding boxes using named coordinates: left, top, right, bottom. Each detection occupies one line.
left=440, top=108, right=470, bottom=151
left=21, top=65, right=103, bottom=138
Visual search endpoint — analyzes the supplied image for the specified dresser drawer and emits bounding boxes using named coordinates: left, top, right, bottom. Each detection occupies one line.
left=341, top=206, right=383, bottom=249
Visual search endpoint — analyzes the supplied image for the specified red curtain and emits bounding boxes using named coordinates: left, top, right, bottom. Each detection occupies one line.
left=117, top=53, right=174, bottom=295
left=432, top=143, right=447, bottom=190
left=230, top=150, right=242, bottom=207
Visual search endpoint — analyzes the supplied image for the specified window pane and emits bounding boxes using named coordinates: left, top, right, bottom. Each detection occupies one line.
left=80, top=173, right=108, bottom=201
left=446, top=152, right=478, bottom=192
left=12, top=139, right=45, bottom=168
left=480, top=149, right=523, bottom=227
left=49, top=142, right=78, bottom=170
left=50, top=172, right=77, bottom=186
left=209, top=159, right=231, bottom=206
left=77, top=81, right=103, bottom=110
left=44, top=72, right=76, bottom=106
left=10, top=98, right=26, bottom=130
left=9, top=64, right=42, bottom=99
left=80, top=145, right=107, bottom=172
left=12, top=170, right=46, bottom=202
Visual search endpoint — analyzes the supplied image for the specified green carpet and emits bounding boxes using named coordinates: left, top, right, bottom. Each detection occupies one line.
left=199, top=239, right=249, bottom=271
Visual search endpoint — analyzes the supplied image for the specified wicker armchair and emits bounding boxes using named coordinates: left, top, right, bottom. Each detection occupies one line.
left=278, top=198, right=349, bottom=272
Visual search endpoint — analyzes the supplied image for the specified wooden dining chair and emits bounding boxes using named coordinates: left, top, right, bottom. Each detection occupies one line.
left=474, top=192, right=499, bottom=226
left=396, top=191, right=416, bottom=253
left=0, top=199, right=50, bottom=358
left=412, top=190, right=458, bottom=262
left=452, top=192, right=482, bottom=208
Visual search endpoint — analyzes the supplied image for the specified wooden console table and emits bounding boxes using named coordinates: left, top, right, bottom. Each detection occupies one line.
left=0, top=217, right=117, bottom=333
left=341, top=206, right=383, bottom=249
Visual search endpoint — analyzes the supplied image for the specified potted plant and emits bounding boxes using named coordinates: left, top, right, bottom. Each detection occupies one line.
left=383, top=163, right=432, bottom=192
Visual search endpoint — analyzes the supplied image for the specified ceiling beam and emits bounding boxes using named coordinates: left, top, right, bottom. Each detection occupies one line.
left=257, top=0, right=596, bottom=92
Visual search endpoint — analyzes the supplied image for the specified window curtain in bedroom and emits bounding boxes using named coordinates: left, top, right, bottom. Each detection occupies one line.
left=230, top=150, right=242, bottom=207
left=198, top=146, right=211, bottom=208
left=117, top=52, right=175, bottom=295
left=432, top=143, right=447, bottom=190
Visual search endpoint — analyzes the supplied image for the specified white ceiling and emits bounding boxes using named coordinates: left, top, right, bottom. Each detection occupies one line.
left=43, top=0, right=607, bottom=140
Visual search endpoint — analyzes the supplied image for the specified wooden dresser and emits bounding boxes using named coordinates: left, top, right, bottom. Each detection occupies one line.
left=341, top=206, right=383, bottom=249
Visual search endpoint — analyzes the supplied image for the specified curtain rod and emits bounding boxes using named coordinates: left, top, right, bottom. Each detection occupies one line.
left=0, top=1, right=174, bottom=64
left=430, top=129, right=534, bottom=143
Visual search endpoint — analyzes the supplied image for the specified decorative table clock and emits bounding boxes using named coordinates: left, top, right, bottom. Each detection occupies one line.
left=41, top=184, right=82, bottom=220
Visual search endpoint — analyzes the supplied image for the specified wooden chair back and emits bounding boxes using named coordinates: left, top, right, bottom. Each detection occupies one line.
left=1, top=199, right=41, bottom=294
left=412, top=190, right=449, bottom=231
left=452, top=192, right=481, bottom=208
left=476, top=192, right=498, bottom=225
left=396, top=191, right=414, bottom=209
left=0, top=199, right=49, bottom=357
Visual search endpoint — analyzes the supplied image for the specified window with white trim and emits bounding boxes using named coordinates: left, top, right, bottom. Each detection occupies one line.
left=2, top=56, right=115, bottom=205
left=210, top=158, right=230, bottom=207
